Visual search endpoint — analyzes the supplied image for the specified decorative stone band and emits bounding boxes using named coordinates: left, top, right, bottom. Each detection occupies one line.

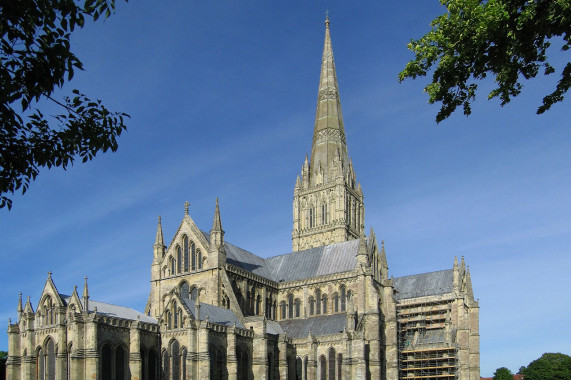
left=317, top=88, right=340, bottom=103
left=312, top=128, right=346, bottom=147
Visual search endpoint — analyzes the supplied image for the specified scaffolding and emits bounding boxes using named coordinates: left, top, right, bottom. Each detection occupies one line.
left=397, top=301, right=458, bottom=380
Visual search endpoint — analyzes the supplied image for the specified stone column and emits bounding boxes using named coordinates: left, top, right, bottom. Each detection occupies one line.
left=84, top=315, right=99, bottom=380
left=6, top=321, right=22, bottom=380
left=307, top=337, right=317, bottom=380
left=227, top=327, right=238, bottom=380
left=197, top=322, right=210, bottom=380
left=56, top=310, right=68, bottom=380
left=129, top=320, right=142, bottom=380
left=277, top=336, right=288, bottom=380
left=23, top=314, right=36, bottom=380
left=252, top=321, right=268, bottom=379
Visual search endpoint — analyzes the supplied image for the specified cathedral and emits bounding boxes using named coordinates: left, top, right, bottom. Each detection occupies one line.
left=6, top=18, right=480, bottom=380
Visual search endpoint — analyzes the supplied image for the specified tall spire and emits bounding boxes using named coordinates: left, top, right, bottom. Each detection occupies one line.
left=310, top=16, right=349, bottom=184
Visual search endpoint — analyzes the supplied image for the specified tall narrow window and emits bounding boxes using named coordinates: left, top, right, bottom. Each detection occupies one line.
left=37, top=348, right=44, bottom=380
left=191, top=242, right=196, bottom=270
left=170, top=257, right=175, bottom=276
left=294, top=299, right=301, bottom=318
left=116, top=346, right=126, bottom=380
left=101, top=344, right=112, bottom=380
left=321, top=204, right=327, bottom=225
left=288, top=294, right=294, bottom=319
left=280, top=301, right=286, bottom=320
left=309, top=297, right=315, bottom=316
left=173, top=302, right=178, bottom=328
left=176, top=246, right=182, bottom=274
left=322, top=294, right=328, bottom=314
left=316, top=290, right=321, bottom=315
left=309, top=208, right=314, bottom=228
left=328, top=348, right=336, bottom=380
left=319, top=355, right=327, bottom=380
left=197, top=250, right=202, bottom=269
left=181, top=282, right=189, bottom=300
left=340, top=286, right=346, bottom=312
left=183, top=236, right=189, bottom=272
left=170, top=340, right=180, bottom=380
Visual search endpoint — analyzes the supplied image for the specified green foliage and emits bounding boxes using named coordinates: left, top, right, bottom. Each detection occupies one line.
left=520, top=353, right=571, bottom=380
left=493, top=367, right=513, bottom=380
left=1, top=0, right=129, bottom=209
left=399, top=0, right=571, bottom=123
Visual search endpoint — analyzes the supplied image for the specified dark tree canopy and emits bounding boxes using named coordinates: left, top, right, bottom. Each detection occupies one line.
left=1, top=0, right=128, bottom=209
left=493, top=367, right=513, bottom=380
left=520, top=353, right=571, bottom=380
left=399, top=0, right=570, bottom=123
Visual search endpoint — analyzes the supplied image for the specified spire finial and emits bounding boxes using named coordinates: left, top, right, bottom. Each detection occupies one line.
left=47, top=271, right=52, bottom=280
left=184, top=201, right=190, bottom=215
left=325, top=10, right=330, bottom=27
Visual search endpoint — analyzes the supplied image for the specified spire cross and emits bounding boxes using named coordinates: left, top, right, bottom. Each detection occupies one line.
left=184, top=201, right=190, bottom=215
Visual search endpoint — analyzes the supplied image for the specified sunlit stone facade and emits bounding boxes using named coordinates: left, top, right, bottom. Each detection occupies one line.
left=7, top=19, right=479, bottom=380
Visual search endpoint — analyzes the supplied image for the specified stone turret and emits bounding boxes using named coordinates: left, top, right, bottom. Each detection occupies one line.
left=210, top=198, right=226, bottom=267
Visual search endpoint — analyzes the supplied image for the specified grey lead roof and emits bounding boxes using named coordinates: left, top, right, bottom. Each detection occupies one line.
left=202, top=231, right=359, bottom=282
left=61, top=295, right=157, bottom=324
left=182, top=298, right=245, bottom=329
left=266, top=240, right=358, bottom=282
left=393, top=270, right=454, bottom=300
left=278, top=314, right=347, bottom=338
left=202, top=231, right=274, bottom=279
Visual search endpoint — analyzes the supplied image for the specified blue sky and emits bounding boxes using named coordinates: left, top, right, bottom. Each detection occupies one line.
left=1, top=1, right=570, bottom=376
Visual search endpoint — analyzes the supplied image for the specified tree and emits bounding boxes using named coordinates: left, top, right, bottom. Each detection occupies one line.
left=493, top=367, right=513, bottom=380
left=399, top=0, right=570, bottom=123
left=1, top=0, right=129, bottom=209
left=520, top=352, right=571, bottom=380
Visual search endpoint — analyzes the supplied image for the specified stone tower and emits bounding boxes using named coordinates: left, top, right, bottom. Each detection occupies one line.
left=292, top=17, right=364, bottom=251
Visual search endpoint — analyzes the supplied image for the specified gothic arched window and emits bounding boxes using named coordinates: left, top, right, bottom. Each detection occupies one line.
left=197, top=249, right=202, bottom=269
left=322, top=294, right=328, bottom=314
left=316, top=290, right=322, bottom=315
left=288, top=294, right=294, bottom=319
left=333, top=293, right=339, bottom=312
left=115, top=345, right=126, bottom=380
left=328, top=348, right=336, bottom=380
left=309, top=296, right=315, bottom=316
left=176, top=246, right=182, bottom=274
left=191, top=241, right=196, bottom=270
left=294, top=298, right=301, bottom=318
left=280, top=301, right=286, bottom=320
left=183, top=236, right=189, bottom=272
left=340, top=285, right=346, bottom=312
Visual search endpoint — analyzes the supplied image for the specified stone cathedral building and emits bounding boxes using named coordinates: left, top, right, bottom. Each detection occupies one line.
left=7, top=19, right=480, bottom=380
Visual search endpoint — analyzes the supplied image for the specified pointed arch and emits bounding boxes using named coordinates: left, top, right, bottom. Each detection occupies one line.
left=101, top=343, right=113, bottom=380
left=176, top=245, right=182, bottom=274
left=183, top=235, right=189, bottom=272
left=197, top=249, right=202, bottom=269
left=190, top=241, right=196, bottom=270
left=328, top=348, right=336, bottom=380
left=340, top=285, right=346, bottom=312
